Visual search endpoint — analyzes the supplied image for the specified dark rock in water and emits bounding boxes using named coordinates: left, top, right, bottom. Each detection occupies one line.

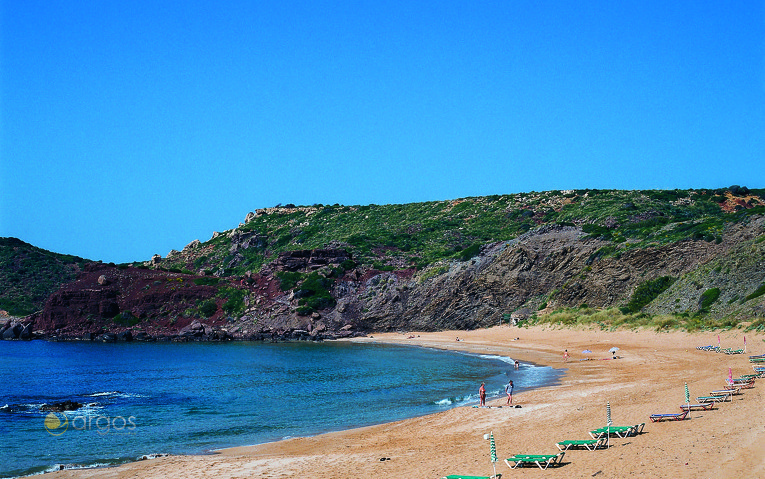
left=96, top=333, right=117, bottom=342
left=2, top=323, right=23, bottom=340
left=41, top=400, right=83, bottom=412
left=19, top=323, right=33, bottom=340
left=133, top=331, right=153, bottom=341
left=180, top=320, right=206, bottom=338
left=116, top=330, right=133, bottom=342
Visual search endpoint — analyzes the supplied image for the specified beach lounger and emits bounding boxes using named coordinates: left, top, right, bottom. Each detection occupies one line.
left=710, top=389, right=737, bottom=397
left=725, top=381, right=752, bottom=390
left=588, top=426, right=634, bottom=439
left=441, top=475, right=501, bottom=479
left=749, top=354, right=765, bottom=359
left=555, top=437, right=607, bottom=451
left=649, top=411, right=688, bottom=422
left=680, top=402, right=714, bottom=411
left=504, top=452, right=565, bottom=470
left=750, top=357, right=765, bottom=363
left=725, top=349, right=744, bottom=355
left=697, top=395, right=731, bottom=403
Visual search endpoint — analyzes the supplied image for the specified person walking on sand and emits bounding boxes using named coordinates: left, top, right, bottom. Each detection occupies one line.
left=479, top=382, right=486, bottom=406
left=563, top=349, right=569, bottom=362
left=505, top=380, right=514, bottom=405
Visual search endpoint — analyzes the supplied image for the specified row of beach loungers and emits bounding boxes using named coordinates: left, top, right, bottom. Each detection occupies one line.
left=442, top=354, right=763, bottom=478
left=650, top=367, right=760, bottom=422
left=695, top=345, right=745, bottom=354
left=441, top=423, right=646, bottom=478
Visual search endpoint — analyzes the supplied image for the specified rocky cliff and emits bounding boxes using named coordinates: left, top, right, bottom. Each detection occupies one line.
left=9, top=215, right=763, bottom=342
left=5, top=188, right=765, bottom=341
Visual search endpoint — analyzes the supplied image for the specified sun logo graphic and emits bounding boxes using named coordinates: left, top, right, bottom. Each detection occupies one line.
left=44, top=412, right=69, bottom=436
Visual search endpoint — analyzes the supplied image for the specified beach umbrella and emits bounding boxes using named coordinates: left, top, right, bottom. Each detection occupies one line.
left=606, top=402, right=612, bottom=448
left=729, top=367, right=733, bottom=383
left=487, top=431, right=498, bottom=479
left=684, top=382, right=691, bottom=419
left=717, top=334, right=721, bottom=348
left=744, top=336, right=747, bottom=353
left=609, top=347, right=620, bottom=355
left=582, top=349, right=592, bottom=354
left=606, top=402, right=612, bottom=426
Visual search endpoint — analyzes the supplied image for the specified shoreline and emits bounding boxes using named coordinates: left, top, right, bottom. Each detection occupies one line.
left=39, top=325, right=765, bottom=478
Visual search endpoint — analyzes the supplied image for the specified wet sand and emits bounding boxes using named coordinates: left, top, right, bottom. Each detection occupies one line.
left=41, top=325, right=765, bottom=479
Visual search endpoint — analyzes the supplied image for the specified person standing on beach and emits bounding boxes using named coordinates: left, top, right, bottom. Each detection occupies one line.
left=563, top=349, right=569, bottom=362
left=479, top=382, right=486, bottom=406
left=505, top=380, right=514, bottom=405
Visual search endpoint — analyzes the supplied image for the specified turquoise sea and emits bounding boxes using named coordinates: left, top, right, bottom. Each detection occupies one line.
left=0, top=340, right=562, bottom=478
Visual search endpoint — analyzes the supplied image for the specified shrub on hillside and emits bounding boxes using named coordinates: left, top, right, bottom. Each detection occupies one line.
left=199, top=299, right=217, bottom=318
left=699, top=288, right=721, bottom=311
left=621, top=276, right=676, bottom=314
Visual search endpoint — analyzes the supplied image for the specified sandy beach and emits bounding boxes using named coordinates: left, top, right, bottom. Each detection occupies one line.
left=41, top=325, right=765, bottom=479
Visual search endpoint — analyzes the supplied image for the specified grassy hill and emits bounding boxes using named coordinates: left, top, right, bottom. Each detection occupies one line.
left=0, top=237, right=90, bottom=316
left=159, top=187, right=765, bottom=277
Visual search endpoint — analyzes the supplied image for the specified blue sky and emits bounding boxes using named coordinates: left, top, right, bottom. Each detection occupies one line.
left=2, top=1, right=764, bottom=263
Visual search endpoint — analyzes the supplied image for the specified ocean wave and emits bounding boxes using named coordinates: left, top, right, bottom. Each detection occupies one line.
left=85, top=391, right=147, bottom=400
left=0, top=403, right=46, bottom=414
left=433, top=392, right=480, bottom=406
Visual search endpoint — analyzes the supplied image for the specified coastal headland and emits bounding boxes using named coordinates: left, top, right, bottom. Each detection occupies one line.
left=40, top=325, right=765, bottom=479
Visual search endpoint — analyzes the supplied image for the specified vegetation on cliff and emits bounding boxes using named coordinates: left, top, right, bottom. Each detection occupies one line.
left=160, top=187, right=765, bottom=277
left=0, top=237, right=90, bottom=316
left=2, top=186, right=765, bottom=337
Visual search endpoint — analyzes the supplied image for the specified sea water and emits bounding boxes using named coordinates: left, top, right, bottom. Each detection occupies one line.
left=0, top=340, right=562, bottom=478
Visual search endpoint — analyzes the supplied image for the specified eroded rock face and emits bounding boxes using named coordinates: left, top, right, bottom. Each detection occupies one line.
left=275, top=249, right=351, bottom=272
left=23, top=219, right=765, bottom=340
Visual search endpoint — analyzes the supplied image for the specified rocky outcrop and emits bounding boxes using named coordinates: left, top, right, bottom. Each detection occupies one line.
left=1, top=320, right=33, bottom=340
left=41, top=400, right=83, bottom=412
left=275, top=249, right=351, bottom=272
left=19, top=219, right=765, bottom=340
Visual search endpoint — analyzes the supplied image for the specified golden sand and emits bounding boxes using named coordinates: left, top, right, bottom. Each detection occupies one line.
left=42, top=326, right=765, bottom=479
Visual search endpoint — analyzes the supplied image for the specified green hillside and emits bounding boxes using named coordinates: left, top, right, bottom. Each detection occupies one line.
left=160, top=187, right=765, bottom=276
left=0, top=237, right=90, bottom=316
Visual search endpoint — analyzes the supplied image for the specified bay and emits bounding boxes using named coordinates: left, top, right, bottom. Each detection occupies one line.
left=0, top=340, right=561, bottom=478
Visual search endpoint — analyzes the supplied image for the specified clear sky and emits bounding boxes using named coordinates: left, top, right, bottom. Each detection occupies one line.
left=2, top=1, right=764, bottom=264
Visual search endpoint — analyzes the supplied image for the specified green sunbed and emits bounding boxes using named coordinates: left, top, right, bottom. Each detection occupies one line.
left=588, top=426, right=633, bottom=439
left=505, top=452, right=565, bottom=470
left=555, top=437, right=606, bottom=451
